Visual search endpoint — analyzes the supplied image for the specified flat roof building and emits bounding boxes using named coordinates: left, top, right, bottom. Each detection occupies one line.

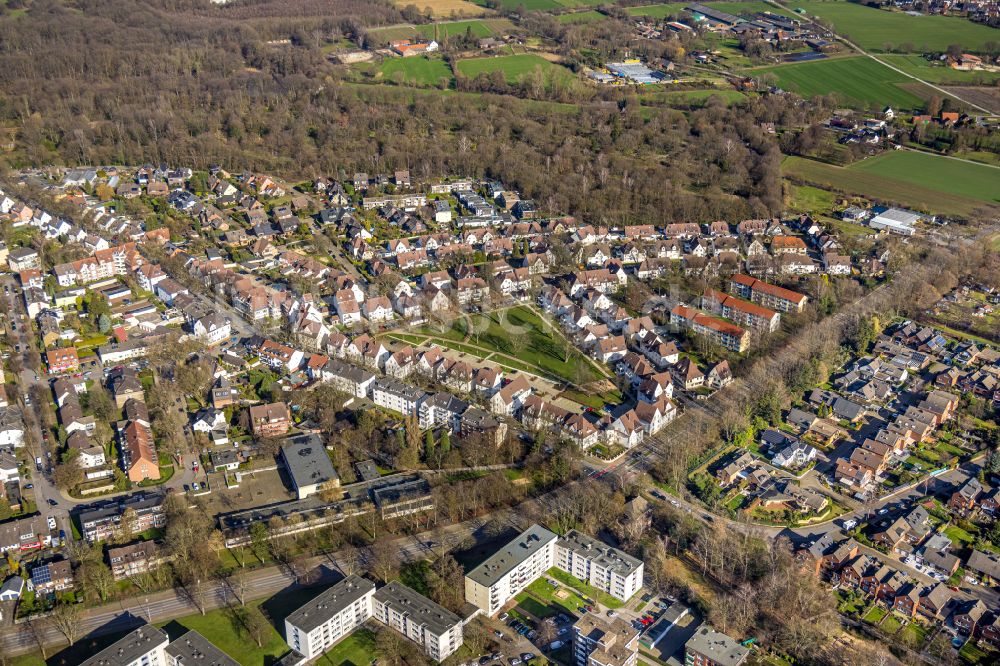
left=465, top=524, right=558, bottom=616
left=166, top=630, right=241, bottom=666
left=284, top=575, right=376, bottom=660
left=556, top=530, right=644, bottom=602
left=280, top=434, right=339, bottom=500
left=573, top=614, right=640, bottom=666
left=684, top=625, right=749, bottom=666
left=373, top=581, right=464, bottom=662
left=79, top=624, right=169, bottom=666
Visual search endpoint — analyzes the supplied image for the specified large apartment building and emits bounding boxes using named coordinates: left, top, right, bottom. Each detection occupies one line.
left=465, top=524, right=559, bottom=616
left=684, top=626, right=750, bottom=666
left=728, top=274, right=808, bottom=314
left=373, top=581, right=464, bottom=662
left=79, top=625, right=170, bottom=666
left=701, top=288, right=780, bottom=333
left=573, top=614, right=640, bottom=666
left=556, top=530, right=644, bottom=603
left=669, top=305, right=749, bottom=353
left=284, top=575, right=376, bottom=660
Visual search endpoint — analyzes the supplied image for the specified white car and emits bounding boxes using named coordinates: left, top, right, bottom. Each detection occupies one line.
left=46, top=516, right=56, bottom=530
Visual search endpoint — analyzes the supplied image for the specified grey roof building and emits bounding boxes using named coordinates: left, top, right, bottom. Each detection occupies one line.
left=280, top=434, right=340, bottom=500
left=166, top=630, right=241, bottom=666
left=684, top=625, right=749, bottom=666
left=80, top=625, right=170, bottom=666
left=373, top=581, right=464, bottom=661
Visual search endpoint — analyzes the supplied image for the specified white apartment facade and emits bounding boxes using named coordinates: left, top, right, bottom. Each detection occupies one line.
left=465, top=524, right=558, bottom=616
left=284, top=575, right=376, bottom=660
left=373, top=581, right=464, bottom=662
left=556, top=530, right=644, bottom=603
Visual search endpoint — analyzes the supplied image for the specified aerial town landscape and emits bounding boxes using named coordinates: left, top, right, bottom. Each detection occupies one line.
left=0, top=0, right=998, bottom=665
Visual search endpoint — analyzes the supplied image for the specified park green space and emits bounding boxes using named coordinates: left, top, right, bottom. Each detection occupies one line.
left=557, top=9, right=606, bottom=23
left=880, top=55, right=1000, bottom=85
left=791, top=0, right=1000, bottom=52
left=380, top=56, right=454, bottom=86
left=781, top=153, right=998, bottom=217
left=750, top=56, right=932, bottom=110
left=456, top=54, right=572, bottom=84
left=515, top=576, right=588, bottom=618
left=407, top=305, right=605, bottom=384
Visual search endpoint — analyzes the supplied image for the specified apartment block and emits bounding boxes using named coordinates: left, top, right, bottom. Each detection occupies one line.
left=373, top=581, right=464, bottom=662
left=670, top=305, right=749, bottom=353
left=79, top=625, right=169, bottom=666
left=684, top=626, right=749, bottom=666
left=556, top=530, right=644, bottom=602
left=701, top=288, right=780, bottom=333
left=573, top=614, right=640, bottom=666
left=728, top=274, right=807, bottom=314
left=284, top=575, right=376, bottom=660
left=465, top=524, right=558, bottom=616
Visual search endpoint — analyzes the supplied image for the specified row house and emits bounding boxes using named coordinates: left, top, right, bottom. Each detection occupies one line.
left=701, top=288, right=780, bottom=333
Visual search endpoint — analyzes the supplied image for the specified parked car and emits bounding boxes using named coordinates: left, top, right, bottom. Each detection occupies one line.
left=499, top=612, right=509, bottom=621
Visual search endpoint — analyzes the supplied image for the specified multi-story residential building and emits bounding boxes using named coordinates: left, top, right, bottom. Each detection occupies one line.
left=78, top=493, right=167, bottom=543
left=371, top=377, right=426, bottom=417
left=248, top=401, right=291, bottom=437
left=79, top=625, right=169, bottom=666
left=573, top=614, right=639, bottom=666
left=701, top=288, right=780, bottom=333
left=465, top=524, right=558, bottom=616
left=45, top=346, right=80, bottom=374
left=107, top=540, right=168, bottom=580
left=670, top=305, right=749, bottom=353
left=0, top=515, right=50, bottom=552
left=556, top=530, right=644, bottom=602
left=373, top=581, right=464, bottom=662
left=728, top=274, right=808, bottom=314
left=684, top=626, right=749, bottom=666
left=284, top=575, right=376, bottom=660
left=165, top=630, right=240, bottom=666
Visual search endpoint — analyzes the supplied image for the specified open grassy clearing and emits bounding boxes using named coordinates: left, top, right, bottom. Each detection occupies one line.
left=750, top=55, right=932, bottom=110
left=626, top=3, right=687, bottom=17
left=642, top=88, right=747, bottom=106
left=393, top=0, right=488, bottom=17
left=879, top=55, right=1000, bottom=86
left=411, top=305, right=604, bottom=384
left=557, top=9, right=606, bottom=22
left=456, top=53, right=574, bottom=83
left=786, top=183, right=836, bottom=214
left=781, top=155, right=990, bottom=217
left=849, top=151, right=1000, bottom=204
left=473, top=0, right=561, bottom=9
left=415, top=18, right=493, bottom=38
left=159, top=603, right=288, bottom=665
left=366, top=25, right=421, bottom=43
left=548, top=567, right=627, bottom=608
left=791, top=0, right=1000, bottom=52
left=554, top=0, right=606, bottom=6
left=380, top=56, right=454, bottom=86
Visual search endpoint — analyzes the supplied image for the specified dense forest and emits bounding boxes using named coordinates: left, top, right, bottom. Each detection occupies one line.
left=0, top=0, right=822, bottom=223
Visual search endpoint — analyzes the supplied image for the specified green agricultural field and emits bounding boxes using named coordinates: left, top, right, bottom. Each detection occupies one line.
left=791, top=0, right=1000, bottom=52
left=704, top=1, right=797, bottom=17
left=557, top=9, right=606, bottom=22
left=626, top=3, right=687, bottom=18
left=849, top=151, right=1000, bottom=204
left=456, top=53, right=572, bottom=84
left=751, top=56, right=933, bottom=110
left=415, top=19, right=493, bottom=39
left=554, top=0, right=605, bottom=6
left=880, top=55, right=1000, bottom=85
left=782, top=153, right=998, bottom=216
left=366, top=25, right=420, bottom=44
left=380, top=56, right=453, bottom=86
left=643, top=88, right=747, bottom=106
left=478, top=0, right=561, bottom=10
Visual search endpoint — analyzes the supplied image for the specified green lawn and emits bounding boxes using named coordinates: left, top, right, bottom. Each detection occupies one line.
left=863, top=606, right=887, bottom=624
left=159, top=602, right=288, bottom=665
left=642, top=89, right=747, bottom=106
left=848, top=151, right=1000, bottom=205
left=782, top=154, right=994, bottom=217
left=556, top=9, right=606, bottom=22
left=314, top=628, right=377, bottom=666
left=750, top=56, right=932, bottom=110
left=519, top=576, right=588, bottom=616
left=704, top=1, right=797, bottom=17
left=412, top=305, right=604, bottom=384
left=480, top=0, right=561, bottom=9
left=786, top=183, right=836, bottom=214
left=900, top=622, right=929, bottom=648
left=456, top=54, right=572, bottom=84
left=380, top=56, right=453, bottom=86
left=880, top=55, right=1000, bottom=85
left=945, top=525, right=976, bottom=546
left=792, top=0, right=1000, bottom=53
left=553, top=0, right=605, bottom=6
left=548, top=567, right=627, bottom=609
left=880, top=615, right=902, bottom=635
